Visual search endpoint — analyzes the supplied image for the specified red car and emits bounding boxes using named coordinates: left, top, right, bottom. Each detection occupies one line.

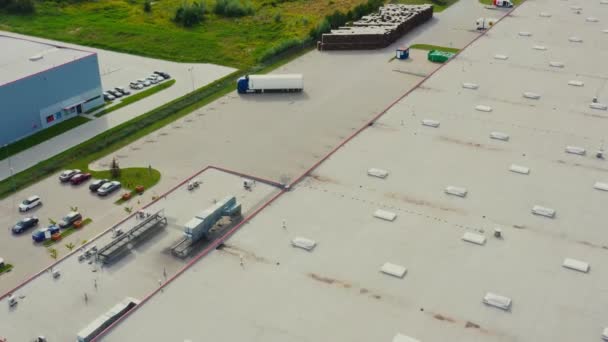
left=70, top=173, right=92, bottom=185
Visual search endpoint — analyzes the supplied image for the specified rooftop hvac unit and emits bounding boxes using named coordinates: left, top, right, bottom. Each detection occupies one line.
left=291, top=237, right=317, bottom=251
left=562, top=258, right=590, bottom=273
left=568, top=80, right=584, bottom=87
left=368, top=168, right=389, bottom=179
left=374, top=209, right=397, bottom=221
left=523, top=92, right=541, bottom=99
left=494, top=54, right=508, bottom=60
left=518, top=31, right=532, bottom=36
left=593, top=182, right=608, bottom=191
left=445, top=186, right=467, bottom=197
left=533, top=45, right=547, bottom=50
left=380, top=262, right=407, bottom=278
left=509, top=164, right=530, bottom=175
left=475, top=105, right=492, bottom=112
left=462, top=82, right=479, bottom=90
left=565, top=146, right=586, bottom=155
left=532, top=205, right=556, bottom=218
left=590, top=103, right=608, bottom=110
left=549, top=61, right=564, bottom=68
left=490, top=132, right=509, bottom=141
left=29, top=55, right=43, bottom=61
left=421, top=119, right=440, bottom=128
left=462, top=232, right=487, bottom=245
left=568, top=36, right=583, bottom=43
left=483, top=292, right=512, bottom=310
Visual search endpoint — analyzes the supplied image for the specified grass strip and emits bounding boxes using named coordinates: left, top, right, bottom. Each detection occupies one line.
left=409, top=44, right=461, bottom=53
left=0, top=116, right=90, bottom=162
left=0, top=263, right=13, bottom=275
left=43, top=218, right=93, bottom=247
left=0, top=44, right=314, bottom=200
left=95, top=80, right=176, bottom=118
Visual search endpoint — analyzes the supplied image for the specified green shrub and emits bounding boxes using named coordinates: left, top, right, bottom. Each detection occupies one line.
left=144, top=0, right=151, bottom=12
left=308, top=18, right=330, bottom=39
left=174, top=1, right=206, bottom=27
left=214, top=0, right=254, bottom=17
left=0, top=0, right=35, bottom=14
left=310, top=0, right=384, bottom=40
left=273, top=12, right=281, bottom=23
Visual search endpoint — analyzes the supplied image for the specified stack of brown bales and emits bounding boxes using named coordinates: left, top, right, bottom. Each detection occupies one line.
left=318, top=4, right=433, bottom=50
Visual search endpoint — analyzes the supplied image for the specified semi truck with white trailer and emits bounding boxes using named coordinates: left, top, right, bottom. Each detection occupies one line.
left=237, top=74, right=304, bottom=94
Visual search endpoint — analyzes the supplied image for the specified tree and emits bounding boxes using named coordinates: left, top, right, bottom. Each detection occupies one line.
left=124, top=206, right=133, bottom=214
left=48, top=248, right=58, bottom=260
left=65, top=243, right=75, bottom=251
left=70, top=206, right=78, bottom=212
left=174, top=1, right=206, bottom=27
left=144, top=0, right=151, bottom=12
left=110, top=157, right=121, bottom=178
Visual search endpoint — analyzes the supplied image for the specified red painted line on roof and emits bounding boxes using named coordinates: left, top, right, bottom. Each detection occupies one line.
left=209, top=165, right=284, bottom=188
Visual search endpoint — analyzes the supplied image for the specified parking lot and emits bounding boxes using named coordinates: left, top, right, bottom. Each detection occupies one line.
left=0, top=168, right=278, bottom=342
left=0, top=0, right=499, bottom=294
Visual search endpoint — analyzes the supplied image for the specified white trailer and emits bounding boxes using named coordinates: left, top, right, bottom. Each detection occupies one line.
left=476, top=17, right=498, bottom=30
left=237, top=74, right=304, bottom=94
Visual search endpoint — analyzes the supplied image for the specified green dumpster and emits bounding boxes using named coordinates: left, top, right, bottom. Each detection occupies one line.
left=427, top=50, right=455, bottom=63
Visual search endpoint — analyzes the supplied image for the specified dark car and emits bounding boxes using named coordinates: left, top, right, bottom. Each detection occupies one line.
left=108, top=89, right=122, bottom=98
left=89, top=179, right=109, bottom=192
left=97, top=181, right=121, bottom=196
left=59, top=169, right=81, bottom=182
left=154, top=71, right=170, bottom=79
left=12, top=217, right=39, bottom=234
left=70, top=173, right=92, bottom=185
left=32, top=225, right=60, bottom=242
left=58, top=211, right=83, bottom=229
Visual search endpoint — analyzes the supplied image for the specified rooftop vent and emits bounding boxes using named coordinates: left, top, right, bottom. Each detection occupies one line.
left=590, top=103, right=607, bottom=110
left=475, top=105, right=493, bottom=112
left=532, top=205, right=556, bottom=218
left=568, top=36, right=583, bottom=42
left=380, top=262, right=407, bottom=278
left=374, top=209, right=397, bottom=221
left=568, top=80, right=584, bottom=87
left=483, top=292, right=512, bottom=311
left=565, top=145, right=586, bottom=155
left=533, top=45, right=547, bottom=50
left=368, top=168, right=389, bottom=179
left=462, top=82, right=479, bottom=90
left=445, top=186, right=467, bottom=197
left=494, top=54, right=508, bottom=60
left=549, top=61, right=564, bottom=68
left=462, top=232, right=486, bottom=245
left=29, top=54, right=43, bottom=61
left=509, top=164, right=530, bottom=175
left=586, top=17, right=598, bottom=22
left=523, top=92, right=541, bottom=99
left=490, top=131, right=509, bottom=141
left=421, top=119, right=440, bottom=128
left=518, top=31, right=532, bottom=36
left=593, top=182, right=608, bottom=191
left=291, top=237, right=317, bottom=251
left=539, top=12, right=552, bottom=17
left=562, top=258, right=590, bottom=273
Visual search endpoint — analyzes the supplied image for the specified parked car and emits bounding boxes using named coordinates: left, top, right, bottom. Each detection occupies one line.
left=12, top=217, right=39, bottom=234
left=32, top=225, right=60, bottom=242
left=103, top=92, right=115, bottom=101
left=59, top=211, right=83, bottom=228
left=108, top=89, right=122, bottom=98
left=59, top=169, right=81, bottom=182
left=97, top=181, right=121, bottom=196
left=89, top=179, right=109, bottom=192
left=116, top=86, right=131, bottom=96
left=70, top=172, right=92, bottom=185
left=130, top=82, right=143, bottom=90
left=18, top=195, right=42, bottom=212
left=142, top=80, right=151, bottom=87
left=154, top=71, right=171, bottom=79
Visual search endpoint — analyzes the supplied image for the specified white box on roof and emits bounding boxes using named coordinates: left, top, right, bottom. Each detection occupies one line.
left=532, top=205, right=555, bottom=218
left=462, top=232, right=486, bottom=245
left=549, top=61, right=564, bottom=68
left=568, top=36, right=583, bottom=43
left=494, top=54, right=508, bottom=60
left=602, top=327, right=608, bottom=341
left=523, top=92, right=541, bottom=99
left=594, top=182, right=608, bottom=191
left=475, top=105, right=492, bottom=112
left=380, top=262, right=407, bottom=278
left=490, top=131, right=509, bottom=141
left=518, top=31, right=531, bottom=36
left=483, top=292, right=512, bottom=310
left=565, top=146, right=586, bottom=155
left=291, top=237, right=317, bottom=251
left=374, top=209, right=397, bottom=221
left=368, top=168, right=389, bottom=179
left=509, top=164, right=530, bottom=175
left=421, top=119, right=440, bottom=128
left=562, top=258, right=589, bottom=273
left=445, top=186, right=467, bottom=197
left=462, top=82, right=479, bottom=90
left=568, top=80, right=584, bottom=87
left=590, top=103, right=608, bottom=110
left=393, top=333, right=421, bottom=342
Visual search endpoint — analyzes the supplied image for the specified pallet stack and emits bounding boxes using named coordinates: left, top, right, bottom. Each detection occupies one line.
left=318, top=4, right=433, bottom=50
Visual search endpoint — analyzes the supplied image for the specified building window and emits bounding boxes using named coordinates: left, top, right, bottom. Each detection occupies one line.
left=46, top=115, right=55, bottom=123
left=85, top=95, right=101, bottom=103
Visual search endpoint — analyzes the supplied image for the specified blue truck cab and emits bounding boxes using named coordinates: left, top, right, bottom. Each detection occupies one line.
left=237, top=76, right=250, bottom=94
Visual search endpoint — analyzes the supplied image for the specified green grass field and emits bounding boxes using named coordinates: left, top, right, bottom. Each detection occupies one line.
left=0, top=0, right=460, bottom=69
left=0, top=116, right=90, bottom=162
left=95, top=80, right=176, bottom=117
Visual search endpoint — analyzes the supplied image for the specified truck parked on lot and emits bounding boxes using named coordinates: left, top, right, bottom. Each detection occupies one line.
left=493, top=0, right=513, bottom=7
left=237, top=74, right=304, bottom=94
left=476, top=17, right=498, bottom=30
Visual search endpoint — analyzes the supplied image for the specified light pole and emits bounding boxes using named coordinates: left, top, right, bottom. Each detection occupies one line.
left=188, top=67, right=195, bottom=92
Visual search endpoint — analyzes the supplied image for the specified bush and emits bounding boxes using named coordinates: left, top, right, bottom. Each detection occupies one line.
left=174, top=1, right=206, bottom=27
left=273, top=12, right=281, bottom=23
left=144, top=0, right=151, bottom=12
left=310, top=0, right=383, bottom=40
left=1, top=0, right=35, bottom=14
left=309, top=18, right=330, bottom=39
left=214, top=0, right=254, bottom=17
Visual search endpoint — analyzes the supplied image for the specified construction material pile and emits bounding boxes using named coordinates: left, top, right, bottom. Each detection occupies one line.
left=318, top=4, right=433, bottom=50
